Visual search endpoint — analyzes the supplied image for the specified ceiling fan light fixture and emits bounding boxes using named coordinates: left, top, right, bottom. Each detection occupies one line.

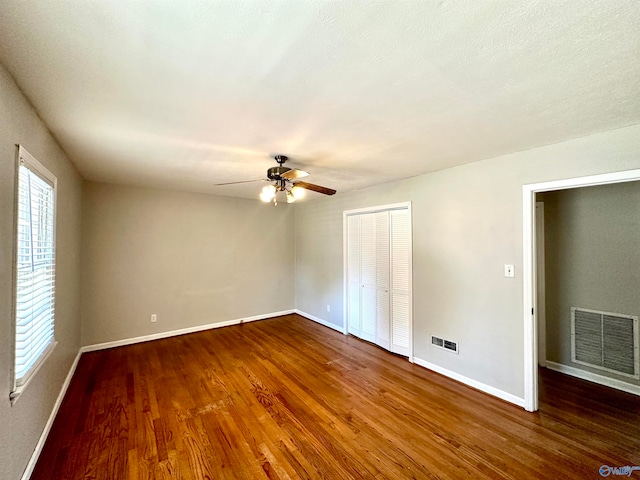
left=291, top=185, right=305, bottom=200
left=260, top=184, right=276, bottom=202
left=254, top=155, right=336, bottom=204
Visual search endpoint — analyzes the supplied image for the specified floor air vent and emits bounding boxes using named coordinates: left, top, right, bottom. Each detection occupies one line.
left=571, top=307, right=639, bottom=379
left=431, top=335, right=459, bottom=354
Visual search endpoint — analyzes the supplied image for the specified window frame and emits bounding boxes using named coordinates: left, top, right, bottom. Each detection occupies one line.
left=10, top=145, right=58, bottom=403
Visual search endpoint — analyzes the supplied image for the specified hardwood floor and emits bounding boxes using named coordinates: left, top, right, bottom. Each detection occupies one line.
left=33, top=314, right=640, bottom=479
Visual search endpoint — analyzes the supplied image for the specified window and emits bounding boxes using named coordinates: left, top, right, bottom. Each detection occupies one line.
left=11, top=146, right=57, bottom=400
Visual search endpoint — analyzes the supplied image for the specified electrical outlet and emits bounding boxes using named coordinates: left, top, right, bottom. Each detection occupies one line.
left=150, top=314, right=157, bottom=323
left=504, top=264, right=515, bottom=278
left=326, top=304, right=331, bottom=312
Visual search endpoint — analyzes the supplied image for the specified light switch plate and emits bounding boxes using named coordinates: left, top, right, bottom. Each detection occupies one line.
left=504, top=264, right=515, bottom=278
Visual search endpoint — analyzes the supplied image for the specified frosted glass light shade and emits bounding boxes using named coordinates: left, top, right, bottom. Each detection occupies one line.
left=291, top=186, right=305, bottom=199
left=260, top=184, right=276, bottom=202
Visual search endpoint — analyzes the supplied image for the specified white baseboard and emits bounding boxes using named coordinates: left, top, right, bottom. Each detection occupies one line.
left=81, top=309, right=295, bottom=353
left=413, top=357, right=526, bottom=408
left=21, top=349, right=83, bottom=480
left=294, top=310, right=346, bottom=334
left=545, top=361, right=640, bottom=397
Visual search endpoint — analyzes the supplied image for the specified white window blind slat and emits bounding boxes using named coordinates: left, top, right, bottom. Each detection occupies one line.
left=17, top=307, right=54, bottom=333
left=16, top=330, right=53, bottom=361
left=16, top=314, right=51, bottom=331
left=16, top=287, right=55, bottom=309
left=12, top=146, right=57, bottom=398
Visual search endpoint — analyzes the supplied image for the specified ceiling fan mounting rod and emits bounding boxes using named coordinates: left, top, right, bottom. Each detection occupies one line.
left=274, top=155, right=288, bottom=166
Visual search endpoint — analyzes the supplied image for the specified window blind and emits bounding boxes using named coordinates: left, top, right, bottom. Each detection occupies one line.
left=13, top=147, right=57, bottom=393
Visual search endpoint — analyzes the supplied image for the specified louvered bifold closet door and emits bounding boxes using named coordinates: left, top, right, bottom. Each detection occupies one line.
left=360, top=214, right=377, bottom=343
left=375, top=211, right=391, bottom=350
left=347, top=215, right=361, bottom=337
left=390, top=209, right=411, bottom=356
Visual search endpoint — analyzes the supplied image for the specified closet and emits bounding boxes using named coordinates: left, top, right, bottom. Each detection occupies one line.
left=345, top=204, right=412, bottom=357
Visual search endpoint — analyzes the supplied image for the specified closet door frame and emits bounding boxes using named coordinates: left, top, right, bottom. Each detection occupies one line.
left=343, top=202, right=413, bottom=362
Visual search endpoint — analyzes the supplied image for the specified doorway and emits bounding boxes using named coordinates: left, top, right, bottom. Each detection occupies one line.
left=523, top=169, right=640, bottom=412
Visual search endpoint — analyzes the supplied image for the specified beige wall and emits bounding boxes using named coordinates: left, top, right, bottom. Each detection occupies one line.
left=543, top=182, right=640, bottom=385
left=0, top=65, right=82, bottom=479
left=81, top=182, right=295, bottom=346
left=295, top=123, right=640, bottom=400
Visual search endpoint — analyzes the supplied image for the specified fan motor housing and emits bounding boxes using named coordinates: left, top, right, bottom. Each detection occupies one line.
left=267, top=166, right=291, bottom=180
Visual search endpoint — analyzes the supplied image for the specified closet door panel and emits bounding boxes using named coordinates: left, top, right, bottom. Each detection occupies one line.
left=391, top=292, right=410, bottom=356
left=375, top=211, right=390, bottom=349
left=347, top=284, right=361, bottom=336
left=375, top=212, right=390, bottom=290
left=359, top=214, right=376, bottom=342
left=390, top=209, right=411, bottom=356
left=360, top=214, right=376, bottom=286
left=376, top=291, right=390, bottom=350
left=361, top=286, right=376, bottom=342
left=347, top=215, right=361, bottom=336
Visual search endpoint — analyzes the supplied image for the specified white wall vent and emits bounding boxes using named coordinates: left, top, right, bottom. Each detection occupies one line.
left=431, top=335, right=458, bottom=354
left=571, top=307, right=639, bottom=379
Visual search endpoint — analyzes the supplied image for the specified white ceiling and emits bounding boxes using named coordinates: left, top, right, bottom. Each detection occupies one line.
left=1, top=1, right=639, bottom=201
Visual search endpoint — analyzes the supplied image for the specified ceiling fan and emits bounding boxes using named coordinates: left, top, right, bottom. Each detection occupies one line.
left=214, top=155, right=337, bottom=205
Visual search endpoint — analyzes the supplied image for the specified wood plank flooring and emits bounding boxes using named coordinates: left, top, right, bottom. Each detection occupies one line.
left=33, top=314, right=640, bottom=479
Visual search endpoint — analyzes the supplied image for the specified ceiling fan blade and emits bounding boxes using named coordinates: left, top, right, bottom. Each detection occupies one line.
left=281, top=168, right=309, bottom=180
left=294, top=181, right=336, bottom=196
left=212, top=179, right=265, bottom=186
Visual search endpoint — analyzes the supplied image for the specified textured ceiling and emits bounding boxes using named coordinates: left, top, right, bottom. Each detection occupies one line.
left=1, top=1, right=640, bottom=201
